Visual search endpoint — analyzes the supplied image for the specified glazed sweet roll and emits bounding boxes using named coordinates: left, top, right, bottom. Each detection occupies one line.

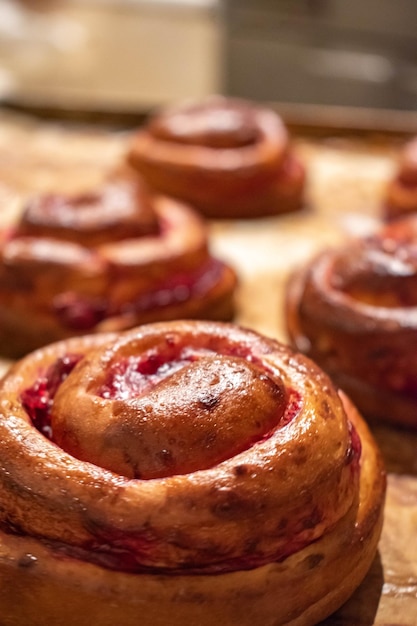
left=384, top=136, right=417, bottom=219
left=286, top=216, right=417, bottom=428
left=0, top=170, right=237, bottom=357
left=128, top=96, right=305, bottom=219
left=0, top=320, right=385, bottom=626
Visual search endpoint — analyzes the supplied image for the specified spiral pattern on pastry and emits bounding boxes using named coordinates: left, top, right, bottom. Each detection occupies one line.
left=384, top=136, right=417, bottom=219
left=0, top=170, right=237, bottom=357
left=286, top=217, right=417, bottom=428
left=128, top=96, right=305, bottom=219
left=0, top=321, right=385, bottom=626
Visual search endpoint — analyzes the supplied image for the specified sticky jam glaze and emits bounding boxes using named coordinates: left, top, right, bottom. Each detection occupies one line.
left=52, top=258, right=225, bottom=330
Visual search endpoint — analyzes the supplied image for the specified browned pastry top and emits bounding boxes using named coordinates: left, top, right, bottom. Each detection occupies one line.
left=17, top=173, right=159, bottom=246
left=286, top=216, right=417, bottom=427
left=0, top=320, right=362, bottom=574
left=131, top=96, right=288, bottom=178
left=128, top=96, right=305, bottom=219
left=148, top=98, right=262, bottom=149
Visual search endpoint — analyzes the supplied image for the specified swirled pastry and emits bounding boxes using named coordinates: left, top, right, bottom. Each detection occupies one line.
left=128, top=96, right=305, bottom=219
left=0, top=320, right=385, bottom=626
left=0, top=170, right=236, bottom=357
left=286, top=217, right=417, bottom=428
left=384, top=136, right=417, bottom=219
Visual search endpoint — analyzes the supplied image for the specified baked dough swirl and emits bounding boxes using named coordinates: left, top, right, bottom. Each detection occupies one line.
left=286, top=217, right=417, bottom=428
left=0, top=171, right=237, bottom=357
left=384, top=136, right=417, bottom=219
left=128, top=96, right=305, bottom=219
left=0, top=321, right=385, bottom=626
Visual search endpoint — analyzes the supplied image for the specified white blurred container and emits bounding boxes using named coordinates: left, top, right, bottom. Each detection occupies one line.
left=0, top=0, right=220, bottom=113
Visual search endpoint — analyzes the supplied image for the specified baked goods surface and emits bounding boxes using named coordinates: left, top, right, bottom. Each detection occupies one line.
left=286, top=215, right=417, bottom=428
left=0, top=169, right=237, bottom=358
left=128, top=95, right=305, bottom=219
left=384, top=136, right=417, bottom=219
left=0, top=320, right=385, bottom=626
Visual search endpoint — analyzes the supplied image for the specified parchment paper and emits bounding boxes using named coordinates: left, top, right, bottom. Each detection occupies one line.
left=0, top=110, right=416, bottom=625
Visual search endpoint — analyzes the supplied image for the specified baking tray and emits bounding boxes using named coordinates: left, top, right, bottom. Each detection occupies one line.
left=0, top=108, right=417, bottom=625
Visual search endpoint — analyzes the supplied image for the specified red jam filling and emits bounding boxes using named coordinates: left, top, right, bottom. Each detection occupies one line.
left=49, top=521, right=324, bottom=575
left=346, top=420, right=362, bottom=474
left=53, top=295, right=108, bottom=330
left=20, top=354, right=82, bottom=438
left=53, top=259, right=224, bottom=330
left=126, top=258, right=225, bottom=313
left=398, top=172, right=417, bottom=188
left=281, top=388, right=302, bottom=427
left=99, top=346, right=213, bottom=400
left=21, top=340, right=299, bottom=448
left=98, top=339, right=271, bottom=401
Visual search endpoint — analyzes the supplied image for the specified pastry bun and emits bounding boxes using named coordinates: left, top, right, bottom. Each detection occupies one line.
left=286, top=216, right=417, bottom=428
left=0, top=320, right=385, bottom=626
left=0, top=170, right=237, bottom=357
left=128, top=96, right=305, bottom=219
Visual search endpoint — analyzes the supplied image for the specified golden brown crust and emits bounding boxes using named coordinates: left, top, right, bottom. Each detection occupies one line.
left=285, top=217, right=417, bottom=428
left=17, top=172, right=159, bottom=245
left=0, top=173, right=237, bottom=358
left=0, top=321, right=385, bottom=625
left=384, top=136, right=417, bottom=219
left=128, top=96, right=305, bottom=219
